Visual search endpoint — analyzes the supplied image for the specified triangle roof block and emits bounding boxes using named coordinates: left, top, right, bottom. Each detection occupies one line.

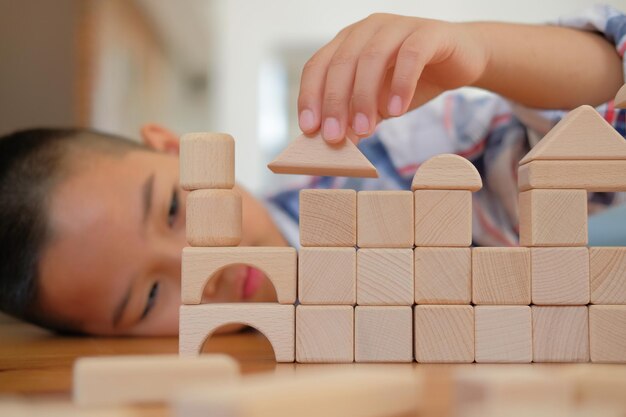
left=411, top=154, right=482, bottom=191
left=519, top=105, right=626, bottom=165
left=615, top=83, right=626, bottom=109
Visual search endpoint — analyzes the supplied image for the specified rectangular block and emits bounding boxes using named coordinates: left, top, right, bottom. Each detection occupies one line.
left=414, top=190, right=472, bottom=246
left=356, top=249, right=413, bottom=306
left=518, top=160, right=626, bottom=192
left=532, top=248, right=590, bottom=305
left=475, top=306, right=532, bottom=363
left=186, top=190, right=242, bottom=246
left=590, top=247, right=626, bottom=304
left=532, top=306, right=589, bottom=362
left=299, top=189, right=356, bottom=247
left=590, top=305, right=626, bottom=363
left=472, top=248, right=531, bottom=305
left=519, top=189, right=588, bottom=247
left=180, top=132, right=234, bottom=190
left=357, top=191, right=414, bottom=248
left=296, top=306, right=354, bottom=363
left=299, top=247, right=356, bottom=305
left=355, top=306, right=413, bottom=362
left=415, top=248, right=471, bottom=304
left=414, top=305, right=474, bottom=363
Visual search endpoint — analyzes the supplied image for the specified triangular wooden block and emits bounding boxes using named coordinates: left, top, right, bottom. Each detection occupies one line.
left=411, top=154, right=482, bottom=191
left=615, top=83, right=626, bottom=109
left=519, top=105, right=626, bottom=165
left=268, top=133, right=378, bottom=178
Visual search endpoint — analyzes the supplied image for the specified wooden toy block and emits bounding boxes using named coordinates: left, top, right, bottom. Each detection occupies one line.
left=411, top=154, right=482, bottom=191
left=354, top=306, right=412, bottom=362
left=616, top=83, right=626, bottom=108
left=356, top=249, right=413, bottom=306
left=414, top=190, right=472, bottom=247
left=180, top=132, right=235, bottom=190
left=73, top=354, right=239, bottom=406
left=299, top=189, right=357, bottom=247
left=518, top=160, right=626, bottom=192
left=296, top=305, right=354, bottom=363
left=532, top=306, right=589, bottom=362
left=474, top=306, right=532, bottom=363
left=519, top=189, right=588, bottom=247
left=182, top=247, right=296, bottom=305
left=180, top=304, right=295, bottom=362
left=186, top=189, right=242, bottom=246
left=414, top=305, right=474, bottom=363
left=531, top=248, right=590, bottom=305
left=589, top=305, right=626, bottom=363
left=357, top=191, right=414, bottom=248
left=590, top=247, right=626, bottom=304
left=267, top=133, right=378, bottom=178
left=472, top=248, right=531, bottom=305
left=299, top=247, right=356, bottom=305
left=415, top=248, right=471, bottom=304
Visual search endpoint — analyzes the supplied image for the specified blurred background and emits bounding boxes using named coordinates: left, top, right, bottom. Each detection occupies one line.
left=1, top=0, right=625, bottom=192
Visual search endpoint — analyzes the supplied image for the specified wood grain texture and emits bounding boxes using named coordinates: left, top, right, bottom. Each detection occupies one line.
left=179, top=132, right=235, bottom=190
left=73, top=355, right=239, bottom=406
left=186, top=190, right=241, bottom=246
left=299, top=189, right=357, bottom=247
left=590, top=247, right=626, bottom=304
left=268, top=133, right=378, bottom=178
left=354, top=306, right=413, bottom=363
left=298, top=247, right=356, bottom=305
left=474, top=306, right=532, bottom=363
left=357, top=191, right=414, bottom=248
left=519, top=189, right=588, bottom=247
left=179, top=304, right=295, bottom=362
left=414, top=305, right=474, bottom=363
left=415, top=248, right=471, bottom=304
left=589, top=305, right=626, bottom=363
left=414, top=190, right=472, bottom=247
left=411, top=154, right=482, bottom=191
left=531, top=248, right=590, bottom=305
left=616, top=83, right=626, bottom=109
left=518, top=160, right=626, bottom=192
left=356, top=249, right=413, bottom=306
left=532, top=306, right=589, bottom=363
left=182, top=247, right=297, bottom=305
left=472, top=248, right=531, bottom=305
left=296, top=305, right=354, bottom=363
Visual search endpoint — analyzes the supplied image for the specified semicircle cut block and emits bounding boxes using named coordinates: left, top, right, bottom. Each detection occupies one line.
left=268, top=133, right=378, bottom=178
left=615, top=83, right=626, bottom=109
left=411, top=154, right=482, bottom=191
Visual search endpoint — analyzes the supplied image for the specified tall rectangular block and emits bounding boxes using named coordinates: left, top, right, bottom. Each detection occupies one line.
left=357, top=191, right=414, bottom=248
left=414, top=190, right=472, bottom=247
left=356, top=249, right=413, bottom=306
left=355, top=306, right=413, bottom=363
left=299, top=189, right=356, bottom=247
left=299, top=247, right=356, bottom=305
left=415, top=248, right=471, bottom=304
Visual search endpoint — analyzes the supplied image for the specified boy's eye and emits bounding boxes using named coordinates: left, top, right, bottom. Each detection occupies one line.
left=141, top=282, right=159, bottom=320
left=168, top=189, right=179, bottom=227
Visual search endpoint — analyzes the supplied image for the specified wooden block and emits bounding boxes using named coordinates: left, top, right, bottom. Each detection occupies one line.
left=519, top=189, right=588, bottom=247
left=356, top=249, right=413, bottom=306
left=354, top=306, right=412, bottom=362
left=414, top=190, right=472, bottom=247
left=357, top=191, right=414, bottom=248
left=73, top=354, right=239, bottom=406
left=296, top=305, right=354, bottom=363
left=411, top=154, right=482, bottom=191
left=531, top=248, right=590, bottom=305
left=474, top=306, right=532, bottom=363
left=589, top=305, right=626, bottom=363
left=532, top=306, right=589, bottom=362
left=518, top=160, right=626, bottom=192
left=186, top=190, right=242, bottom=246
left=180, top=132, right=235, bottom=190
left=590, top=247, right=626, bottom=304
left=414, top=305, right=474, bottom=363
left=298, top=247, right=356, bottom=305
left=299, top=189, right=356, bottom=247
left=415, top=248, right=471, bottom=304
left=180, top=304, right=295, bottom=362
left=267, top=133, right=378, bottom=178
left=472, top=248, right=530, bottom=305
left=615, top=83, right=626, bottom=108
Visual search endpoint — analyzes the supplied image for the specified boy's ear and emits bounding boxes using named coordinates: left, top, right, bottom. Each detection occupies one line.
left=140, top=124, right=179, bottom=155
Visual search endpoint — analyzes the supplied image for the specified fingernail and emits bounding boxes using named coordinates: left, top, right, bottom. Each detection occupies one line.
left=323, top=117, right=341, bottom=141
left=388, top=95, right=403, bottom=116
left=299, top=109, right=315, bottom=131
left=352, top=113, right=370, bottom=135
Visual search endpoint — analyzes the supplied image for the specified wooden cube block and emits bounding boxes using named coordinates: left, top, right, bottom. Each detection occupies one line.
left=354, top=306, right=413, bottom=362
left=532, top=306, right=589, bottom=362
left=356, top=249, right=413, bottom=306
left=296, top=306, right=354, bottom=363
left=590, top=247, right=626, bottom=304
left=519, top=189, right=588, bottom=247
left=475, top=306, right=532, bottom=363
left=357, top=191, right=414, bottom=248
left=414, top=190, right=472, bottom=247
left=472, top=248, right=531, bottom=305
left=415, top=248, right=471, bottom=304
left=299, top=248, right=356, bottom=305
left=299, top=189, right=356, bottom=247
left=414, top=305, right=474, bottom=363
left=590, top=305, right=626, bottom=363
left=186, top=190, right=242, bottom=246
left=532, top=248, right=589, bottom=305
left=180, top=132, right=234, bottom=190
